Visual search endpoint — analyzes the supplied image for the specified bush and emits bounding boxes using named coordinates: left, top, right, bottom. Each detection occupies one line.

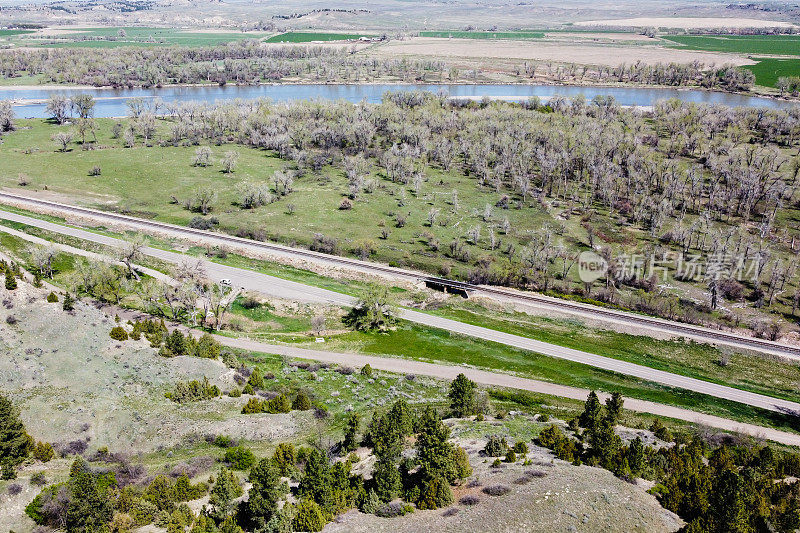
left=5, top=315, right=17, bottom=325
left=30, top=472, right=47, bottom=486
left=228, top=388, right=241, bottom=398
left=188, top=216, right=219, bottom=230
left=62, top=293, right=75, bottom=311
left=416, top=476, right=454, bottom=510
left=109, top=326, right=129, bottom=341
left=292, top=499, right=326, bottom=532
left=263, top=394, right=291, bottom=414
left=504, top=450, right=517, bottom=463
left=241, top=398, right=263, bottom=414
left=461, top=492, right=485, bottom=508
left=46, top=292, right=59, bottom=303
left=482, top=485, right=511, bottom=496
left=339, top=198, right=353, bottom=210
left=292, top=391, right=311, bottom=411
left=512, top=442, right=529, bottom=455
left=8, top=482, right=22, bottom=495
left=375, top=502, right=414, bottom=518
left=224, top=446, right=255, bottom=470
left=32, top=442, right=54, bottom=462
left=360, top=364, right=373, bottom=377
left=538, top=413, right=549, bottom=423
left=483, top=435, right=509, bottom=457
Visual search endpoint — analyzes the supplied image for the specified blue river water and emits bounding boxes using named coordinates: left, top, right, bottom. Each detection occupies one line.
left=1, top=83, right=797, bottom=117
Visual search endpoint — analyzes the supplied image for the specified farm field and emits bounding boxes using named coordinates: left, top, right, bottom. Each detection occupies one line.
left=419, top=31, right=546, bottom=39
left=743, top=57, right=800, bottom=88
left=662, top=35, right=800, bottom=56
left=264, top=32, right=373, bottom=43
left=7, top=26, right=265, bottom=47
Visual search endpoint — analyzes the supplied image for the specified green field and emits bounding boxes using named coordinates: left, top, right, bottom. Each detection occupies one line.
left=264, top=32, right=372, bottom=43
left=13, top=27, right=262, bottom=48
left=420, top=30, right=545, bottom=39
left=744, top=57, right=800, bottom=87
left=0, top=29, right=35, bottom=37
left=663, top=34, right=800, bottom=56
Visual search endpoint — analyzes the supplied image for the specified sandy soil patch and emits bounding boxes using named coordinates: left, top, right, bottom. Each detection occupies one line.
left=369, top=38, right=754, bottom=67
left=575, top=17, right=797, bottom=30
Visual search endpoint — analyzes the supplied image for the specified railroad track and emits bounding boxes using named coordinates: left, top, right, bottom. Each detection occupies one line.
left=2, top=190, right=799, bottom=359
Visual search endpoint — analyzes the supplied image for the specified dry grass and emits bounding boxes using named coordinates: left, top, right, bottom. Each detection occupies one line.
left=575, top=17, right=797, bottom=30
left=369, top=38, right=755, bottom=67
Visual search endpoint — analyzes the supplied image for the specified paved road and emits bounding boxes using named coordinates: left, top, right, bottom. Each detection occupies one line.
left=3, top=209, right=800, bottom=418
left=212, top=338, right=800, bottom=447
left=1, top=191, right=798, bottom=359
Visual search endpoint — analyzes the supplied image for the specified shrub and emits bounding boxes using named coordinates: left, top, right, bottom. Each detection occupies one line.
left=292, top=499, right=326, bottom=532
left=109, top=326, right=128, bottom=341
left=360, top=364, right=373, bottom=377
left=459, top=494, right=480, bottom=506
left=224, top=446, right=255, bottom=470
left=89, top=165, right=102, bottom=176
left=8, top=482, right=22, bottom=495
left=375, top=502, right=414, bottom=518
left=538, top=413, right=549, bottom=423
left=32, top=442, right=54, bottom=462
left=416, top=476, right=454, bottom=510
left=482, top=485, right=511, bottom=496
left=46, top=292, right=59, bottom=303
left=241, top=398, right=263, bottom=414
left=442, top=507, right=459, bottom=517
left=292, top=391, right=311, bottom=411
left=504, top=450, right=517, bottom=463
left=263, top=394, right=291, bottom=414
left=228, top=388, right=241, bottom=398
left=165, top=377, right=220, bottom=403
left=30, top=472, right=47, bottom=486
left=513, top=442, right=529, bottom=455
left=483, top=435, right=509, bottom=457
left=188, top=216, right=219, bottom=230
left=490, top=458, right=502, bottom=468
left=339, top=198, right=353, bottom=210
left=5, top=315, right=17, bottom=325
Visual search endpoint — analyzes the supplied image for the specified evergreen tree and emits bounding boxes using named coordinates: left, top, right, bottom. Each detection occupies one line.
left=244, top=458, right=288, bottom=529
left=372, top=456, right=402, bottom=502
left=298, top=449, right=333, bottom=514
left=342, top=413, right=360, bottom=452
left=208, top=467, right=242, bottom=521
left=448, top=373, right=477, bottom=418
left=0, top=393, right=33, bottom=465
left=416, top=408, right=459, bottom=484
left=62, top=292, right=75, bottom=311
left=5, top=269, right=17, bottom=290
left=579, top=391, right=602, bottom=431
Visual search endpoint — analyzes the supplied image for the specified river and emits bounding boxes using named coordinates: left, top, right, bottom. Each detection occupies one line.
left=1, top=83, right=796, bottom=117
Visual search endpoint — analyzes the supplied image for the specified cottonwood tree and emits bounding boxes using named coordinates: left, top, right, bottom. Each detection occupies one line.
left=52, top=131, right=74, bottom=152
left=46, top=95, right=70, bottom=124
left=117, top=235, right=146, bottom=280
left=31, top=245, right=58, bottom=279
left=222, top=151, right=240, bottom=173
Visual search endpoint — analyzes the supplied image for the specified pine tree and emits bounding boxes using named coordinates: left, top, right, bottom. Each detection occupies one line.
left=245, top=458, right=288, bottom=529
left=0, top=393, right=33, bottom=465
left=579, top=391, right=602, bottom=431
left=298, top=449, right=333, bottom=513
left=448, top=373, right=476, bottom=418
left=342, top=413, right=360, bottom=452
left=5, top=269, right=17, bottom=291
